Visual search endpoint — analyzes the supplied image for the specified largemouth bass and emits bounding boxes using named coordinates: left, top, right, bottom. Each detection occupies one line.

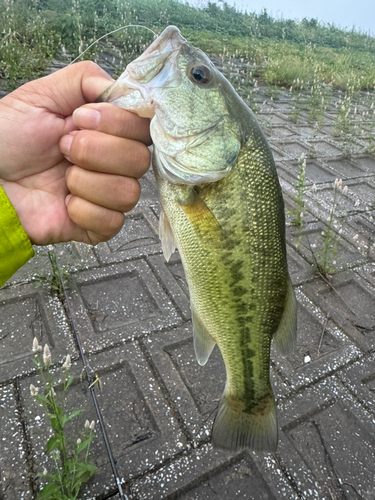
left=99, top=26, right=297, bottom=452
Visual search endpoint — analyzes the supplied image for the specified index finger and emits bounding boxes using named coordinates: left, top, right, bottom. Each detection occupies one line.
left=73, top=103, right=152, bottom=145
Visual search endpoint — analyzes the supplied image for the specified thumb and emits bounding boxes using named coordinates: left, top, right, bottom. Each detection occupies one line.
left=18, top=61, right=114, bottom=116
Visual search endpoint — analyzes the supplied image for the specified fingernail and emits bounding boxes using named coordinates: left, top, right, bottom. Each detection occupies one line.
left=73, top=107, right=100, bottom=129
left=60, top=135, right=73, bottom=159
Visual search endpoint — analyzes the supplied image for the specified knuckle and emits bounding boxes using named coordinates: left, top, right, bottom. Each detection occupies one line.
left=65, top=166, right=80, bottom=192
left=105, top=211, right=125, bottom=237
left=122, top=179, right=141, bottom=211
left=137, top=145, right=151, bottom=175
left=71, top=133, right=91, bottom=165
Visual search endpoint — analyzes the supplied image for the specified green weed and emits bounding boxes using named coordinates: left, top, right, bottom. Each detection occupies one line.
left=30, top=338, right=98, bottom=499
left=288, top=154, right=307, bottom=249
left=313, top=179, right=347, bottom=276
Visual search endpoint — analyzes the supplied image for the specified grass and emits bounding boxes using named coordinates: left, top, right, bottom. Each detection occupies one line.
left=2, top=0, right=375, bottom=91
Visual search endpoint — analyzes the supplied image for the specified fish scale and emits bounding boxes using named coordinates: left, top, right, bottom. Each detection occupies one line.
left=99, top=25, right=297, bottom=452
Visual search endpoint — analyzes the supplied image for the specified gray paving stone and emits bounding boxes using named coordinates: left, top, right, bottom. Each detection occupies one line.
left=258, top=112, right=291, bottom=126
left=2, top=243, right=99, bottom=288
left=269, top=145, right=287, bottom=161
left=147, top=253, right=191, bottom=321
left=277, top=158, right=340, bottom=185
left=295, top=125, right=327, bottom=138
left=273, top=140, right=311, bottom=159
left=19, top=343, right=186, bottom=498
left=346, top=214, right=375, bottom=259
left=269, top=125, right=296, bottom=139
left=325, top=156, right=369, bottom=179
left=355, top=262, right=375, bottom=288
left=302, top=271, right=375, bottom=351
left=0, top=283, right=75, bottom=383
left=356, top=153, right=375, bottom=173
left=2, top=246, right=51, bottom=287
left=271, top=288, right=360, bottom=390
left=346, top=178, right=375, bottom=208
left=63, top=260, right=182, bottom=353
left=94, top=206, right=161, bottom=265
left=286, top=221, right=365, bottom=271
left=0, top=385, right=31, bottom=499
left=53, top=241, right=99, bottom=271
left=286, top=244, right=315, bottom=286
left=278, top=377, right=375, bottom=499
left=336, top=353, right=375, bottom=415
left=132, top=444, right=298, bottom=499
left=307, top=139, right=343, bottom=157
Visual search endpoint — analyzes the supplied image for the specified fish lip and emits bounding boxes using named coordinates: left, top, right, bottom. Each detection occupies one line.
left=155, top=112, right=223, bottom=141
left=99, top=26, right=186, bottom=110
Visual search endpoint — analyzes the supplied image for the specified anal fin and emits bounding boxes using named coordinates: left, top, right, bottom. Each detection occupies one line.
left=273, top=277, right=297, bottom=353
left=159, top=208, right=176, bottom=262
left=192, top=306, right=216, bottom=366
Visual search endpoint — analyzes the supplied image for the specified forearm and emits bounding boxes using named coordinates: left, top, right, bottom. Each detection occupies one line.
left=0, top=187, right=34, bottom=286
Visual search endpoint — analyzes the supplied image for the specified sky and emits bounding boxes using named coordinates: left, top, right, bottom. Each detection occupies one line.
left=192, top=0, right=375, bottom=35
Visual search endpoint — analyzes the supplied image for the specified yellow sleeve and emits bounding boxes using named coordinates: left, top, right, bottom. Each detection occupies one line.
left=0, top=187, right=34, bottom=286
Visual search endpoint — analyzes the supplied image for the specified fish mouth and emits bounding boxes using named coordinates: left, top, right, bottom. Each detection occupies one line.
left=98, top=26, right=186, bottom=118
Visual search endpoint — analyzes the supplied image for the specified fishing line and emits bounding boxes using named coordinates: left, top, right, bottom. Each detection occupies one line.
left=70, top=24, right=157, bottom=65
left=48, top=247, right=128, bottom=500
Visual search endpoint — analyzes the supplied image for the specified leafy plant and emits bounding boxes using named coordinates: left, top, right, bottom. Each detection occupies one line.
left=30, top=338, right=98, bottom=500
left=33, top=248, right=70, bottom=297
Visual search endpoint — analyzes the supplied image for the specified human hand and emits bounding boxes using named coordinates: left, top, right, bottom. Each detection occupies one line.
left=0, top=61, right=151, bottom=246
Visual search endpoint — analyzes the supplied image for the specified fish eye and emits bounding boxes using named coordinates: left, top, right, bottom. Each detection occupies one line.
left=189, top=65, right=212, bottom=85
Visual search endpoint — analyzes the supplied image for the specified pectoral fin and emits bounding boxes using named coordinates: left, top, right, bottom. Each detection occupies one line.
left=192, top=306, right=216, bottom=366
left=273, top=277, right=297, bottom=353
left=159, top=208, right=176, bottom=262
left=178, top=188, right=222, bottom=235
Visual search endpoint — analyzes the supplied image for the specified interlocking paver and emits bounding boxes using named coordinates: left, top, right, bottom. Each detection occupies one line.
left=1, top=55, right=375, bottom=499
left=278, top=377, right=375, bottom=499
left=64, top=260, right=182, bottom=353
left=303, top=271, right=375, bottom=351
left=0, top=284, right=74, bottom=383
left=0, top=385, right=31, bottom=499
left=132, top=445, right=298, bottom=499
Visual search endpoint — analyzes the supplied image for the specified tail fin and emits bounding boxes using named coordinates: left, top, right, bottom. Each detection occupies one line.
left=211, top=390, right=277, bottom=452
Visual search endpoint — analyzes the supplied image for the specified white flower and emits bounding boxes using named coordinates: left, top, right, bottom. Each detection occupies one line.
left=62, top=354, right=71, bottom=370
left=30, top=384, right=39, bottom=396
left=354, top=199, right=360, bottom=207
left=342, top=185, right=348, bottom=195
left=43, top=344, right=51, bottom=369
left=90, top=420, right=95, bottom=430
left=312, top=183, right=317, bottom=193
left=48, top=388, right=56, bottom=398
left=32, top=338, right=39, bottom=353
left=77, top=438, right=81, bottom=445
left=353, top=234, right=359, bottom=240
left=43, top=468, right=48, bottom=476
left=333, top=178, right=343, bottom=191
left=85, top=419, right=90, bottom=429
